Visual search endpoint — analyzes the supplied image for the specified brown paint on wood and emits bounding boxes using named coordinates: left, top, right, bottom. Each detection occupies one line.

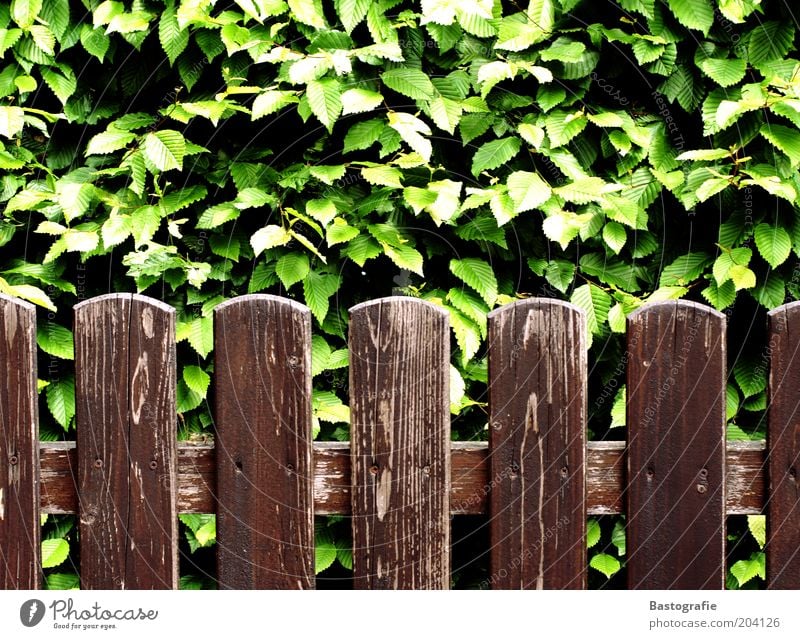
left=0, top=295, right=40, bottom=589
left=75, top=294, right=178, bottom=589
left=214, top=295, right=314, bottom=589
left=767, top=302, right=800, bottom=588
left=488, top=299, right=587, bottom=589
left=626, top=301, right=726, bottom=589
left=350, top=298, right=450, bottom=589
left=38, top=441, right=765, bottom=516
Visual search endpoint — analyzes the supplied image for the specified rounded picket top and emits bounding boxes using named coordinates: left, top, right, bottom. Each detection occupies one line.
left=73, top=292, right=176, bottom=316
left=627, top=298, right=726, bottom=324
left=0, top=293, right=36, bottom=349
left=0, top=292, right=36, bottom=313
left=349, top=295, right=450, bottom=321
left=213, top=293, right=314, bottom=589
left=214, top=292, right=311, bottom=318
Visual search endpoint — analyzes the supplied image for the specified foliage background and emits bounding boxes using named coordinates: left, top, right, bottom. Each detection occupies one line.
left=0, top=0, right=788, bottom=588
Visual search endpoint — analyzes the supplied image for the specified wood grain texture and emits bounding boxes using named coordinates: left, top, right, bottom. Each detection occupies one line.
left=350, top=298, right=450, bottom=589
left=767, top=302, right=800, bottom=589
left=626, top=301, right=726, bottom=589
left=0, top=295, right=40, bottom=589
left=488, top=299, right=586, bottom=589
left=214, top=295, right=314, bottom=589
left=75, top=294, right=177, bottom=589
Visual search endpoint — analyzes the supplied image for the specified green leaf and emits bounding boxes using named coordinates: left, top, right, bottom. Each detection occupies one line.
left=326, top=218, right=359, bottom=246
left=0, top=106, right=25, bottom=139
left=761, top=123, right=800, bottom=167
left=131, top=206, right=160, bottom=247
left=303, top=271, right=341, bottom=323
left=85, top=130, right=135, bottom=155
left=252, top=90, right=299, bottom=120
left=388, top=111, right=432, bottom=162
left=610, top=386, right=626, bottom=427
left=471, top=137, right=521, bottom=177
left=362, top=165, right=403, bottom=188
left=570, top=283, right=611, bottom=335
left=698, top=58, right=746, bottom=87
left=450, top=258, right=498, bottom=306
left=590, top=553, right=621, bottom=579
left=748, top=21, right=795, bottom=66
left=748, top=515, right=766, bottom=549
left=730, top=552, right=765, bottom=587
left=315, top=526, right=337, bottom=573
left=11, top=0, right=43, bottom=29
left=183, top=365, right=210, bottom=397
left=307, top=78, right=342, bottom=132
left=41, top=538, right=69, bottom=569
left=159, top=4, right=189, bottom=65
left=545, top=260, right=575, bottom=294
left=754, top=223, right=792, bottom=268
left=39, top=66, right=77, bottom=105
left=185, top=315, right=213, bottom=358
left=603, top=222, right=627, bottom=254
left=380, top=68, right=435, bottom=101
left=383, top=243, right=424, bottom=276
left=666, top=0, right=713, bottom=34
left=341, top=88, right=383, bottom=115
left=46, top=573, right=79, bottom=590
left=37, top=324, right=74, bottom=360
left=734, top=356, right=767, bottom=399
left=587, top=519, right=601, bottom=549
left=288, top=0, right=326, bottom=28
left=46, top=374, right=75, bottom=430
left=80, top=25, right=110, bottom=61
left=276, top=252, right=310, bottom=289
left=752, top=271, right=785, bottom=310
left=659, top=252, right=711, bottom=286
left=250, top=225, right=290, bottom=256
left=143, top=130, right=186, bottom=172
left=338, top=0, right=370, bottom=32
left=507, top=171, right=551, bottom=213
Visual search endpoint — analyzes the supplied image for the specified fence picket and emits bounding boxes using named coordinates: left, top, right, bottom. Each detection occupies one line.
left=626, top=301, right=726, bottom=589
left=0, top=295, right=40, bottom=589
left=488, top=299, right=587, bottom=589
left=75, top=294, right=177, bottom=589
left=214, top=295, right=314, bottom=589
left=766, top=302, right=800, bottom=589
left=349, top=298, right=450, bottom=589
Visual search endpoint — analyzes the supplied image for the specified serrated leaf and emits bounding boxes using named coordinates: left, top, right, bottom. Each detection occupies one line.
left=545, top=260, right=575, bottom=294
left=471, top=137, right=521, bottom=177
left=590, top=553, right=621, bottom=579
left=381, top=68, right=435, bottom=100
left=251, top=90, right=298, bottom=120
left=699, top=58, right=746, bottom=87
left=752, top=271, right=785, bottom=310
left=42, top=538, right=69, bottom=569
left=46, top=374, right=75, bottom=430
left=603, top=222, right=626, bottom=253
left=754, top=223, right=791, bottom=268
left=749, top=21, right=795, bottom=66
left=666, top=0, right=713, bottom=34
left=11, top=0, right=43, bottom=29
left=734, top=356, right=767, bottom=399
left=362, top=165, right=403, bottom=188
left=276, top=252, right=310, bottom=288
left=610, top=385, right=626, bottom=426
left=730, top=553, right=765, bottom=587
left=570, top=283, right=611, bottom=335
left=587, top=519, right=601, bottom=548
left=341, top=88, right=383, bottom=115
left=250, top=225, right=290, bottom=256
left=307, top=78, right=342, bottom=132
left=450, top=258, right=497, bottom=306
left=388, top=111, right=432, bottom=162
left=761, top=123, right=800, bottom=167
left=39, top=66, right=76, bottom=105
left=306, top=198, right=338, bottom=225
left=748, top=515, right=766, bottom=549
left=85, top=130, right=135, bottom=155
left=143, top=130, right=186, bottom=172
left=338, top=0, right=370, bottom=32
left=326, top=218, right=359, bottom=246
left=37, top=324, right=74, bottom=360
left=158, top=4, right=188, bottom=65
left=183, top=365, right=210, bottom=397
left=303, top=271, right=340, bottom=323
left=507, top=171, right=551, bottom=213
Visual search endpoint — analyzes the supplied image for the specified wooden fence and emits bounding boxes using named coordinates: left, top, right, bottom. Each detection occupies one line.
left=0, top=293, right=798, bottom=590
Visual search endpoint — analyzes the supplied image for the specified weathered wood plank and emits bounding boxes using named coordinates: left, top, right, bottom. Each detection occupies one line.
left=0, top=295, right=40, bottom=589
left=488, top=299, right=586, bottom=589
left=350, top=298, right=450, bottom=589
left=767, top=302, right=800, bottom=589
left=38, top=440, right=766, bottom=515
left=627, top=301, right=726, bottom=589
left=75, top=294, right=178, bottom=589
left=214, top=295, right=314, bottom=589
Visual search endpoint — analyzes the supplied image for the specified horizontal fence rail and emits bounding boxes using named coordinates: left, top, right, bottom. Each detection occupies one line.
left=1, top=293, right=798, bottom=590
